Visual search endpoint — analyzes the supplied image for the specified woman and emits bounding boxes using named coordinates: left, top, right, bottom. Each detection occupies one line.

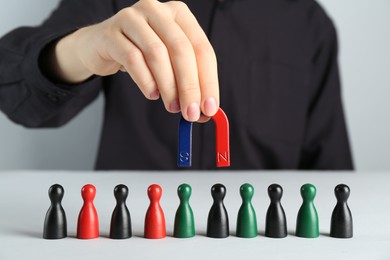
left=0, top=0, right=353, bottom=170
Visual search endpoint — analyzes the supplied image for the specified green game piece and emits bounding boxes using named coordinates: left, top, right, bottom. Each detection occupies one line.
left=236, top=183, right=258, bottom=238
left=296, top=183, right=319, bottom=238
left=174, top=184, right=195, bottom=238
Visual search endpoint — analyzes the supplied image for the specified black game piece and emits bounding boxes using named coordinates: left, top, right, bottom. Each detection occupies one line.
left=330, top=184, right=353, bottom=238
left=207, top=183, right=229, bottom=238
left=110, top=184, right=132, bottom=239
left=265, top=184, right=287, bottom=238
left=43, top=184, right=67, bottom=239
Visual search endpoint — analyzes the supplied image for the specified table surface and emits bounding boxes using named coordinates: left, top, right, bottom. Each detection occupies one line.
left=0, top=171, right=388, bottom=260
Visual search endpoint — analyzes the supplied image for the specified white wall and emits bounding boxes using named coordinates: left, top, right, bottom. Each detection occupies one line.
left=0, top=0, right=389, bottom=170
left=317, top=0, right=390, bottom=170
left=0, top=0, right=104, bottom=170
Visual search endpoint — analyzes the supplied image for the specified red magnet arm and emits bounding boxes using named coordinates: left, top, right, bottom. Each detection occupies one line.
left=211, top=108, right=230, bottom=167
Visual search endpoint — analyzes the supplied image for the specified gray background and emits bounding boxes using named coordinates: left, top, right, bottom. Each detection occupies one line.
left=0, top=0, right=389, bottom=170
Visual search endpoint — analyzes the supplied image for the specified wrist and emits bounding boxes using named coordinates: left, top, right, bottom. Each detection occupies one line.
left=51, top=29, right=94, bottom=84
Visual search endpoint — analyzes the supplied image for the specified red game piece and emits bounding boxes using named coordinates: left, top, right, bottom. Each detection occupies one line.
left=77, top=184, right=99, bottom=239
left=144, top=184, right=166, bottom=239
left=212, top=108, right=230, bottom=167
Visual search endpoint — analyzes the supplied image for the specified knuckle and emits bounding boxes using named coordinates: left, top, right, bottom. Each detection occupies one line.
left=116, top=7, right=135, bottom=21
left=180, top=82, right=199, bottom=96
left=169, top=1, right=189, bottom=13
left=114, top=8, right=142, bottom=28
left=123, top=49, right=144, bottom=67
left=135, top=0, right=160, bottom=13
left=144, top=41, right=167, bottom=61
left=169, top=37, right=192, bottom=56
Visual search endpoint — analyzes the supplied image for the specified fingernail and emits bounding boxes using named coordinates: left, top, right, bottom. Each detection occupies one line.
left=150, top=90, right=160, bottom=100
left=204, top=97, right=217, bottom=116
left=169, top=99, right=181, bottom=112
left=187, top=103, right=200, bottom=121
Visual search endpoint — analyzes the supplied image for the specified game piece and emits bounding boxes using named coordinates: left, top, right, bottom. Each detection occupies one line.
left=43, top=184, right=67, bottom=239
left=207, top=183, right=229, bottom=238
left=296, top=183, right=319, bottom=238
left=110, top=184, right=132, bottom=239
left=212, top=108, right=230, bottom=167
left=265, top=184, right=287, bottom=238
left=77, top=184, right=99, bottom=239
left=236, top=183, right=257, bottom=238
left=174, top=184, right=195, bottom=238
left=330, top=184, right=353, bottom=238
left=177, top=107, right=230, bottom=168
left=178, top=117, right=192, bottom=167
left=144, top=184, right=166, bottom=239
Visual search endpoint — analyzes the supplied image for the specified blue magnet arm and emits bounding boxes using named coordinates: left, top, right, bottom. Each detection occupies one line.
left=178, top=116, right=193, bottom=167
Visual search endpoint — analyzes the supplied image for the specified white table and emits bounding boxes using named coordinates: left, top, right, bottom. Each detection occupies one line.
left=0, top=171, right=387, bottom=260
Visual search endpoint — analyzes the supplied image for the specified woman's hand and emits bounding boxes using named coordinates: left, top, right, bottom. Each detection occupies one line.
left=50, top=0, right=219, bottom=122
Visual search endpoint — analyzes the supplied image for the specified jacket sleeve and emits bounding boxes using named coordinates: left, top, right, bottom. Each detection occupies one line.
left=298, top=3, right=354, bottom=170
left=0, top=0, right=113, bottom=127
